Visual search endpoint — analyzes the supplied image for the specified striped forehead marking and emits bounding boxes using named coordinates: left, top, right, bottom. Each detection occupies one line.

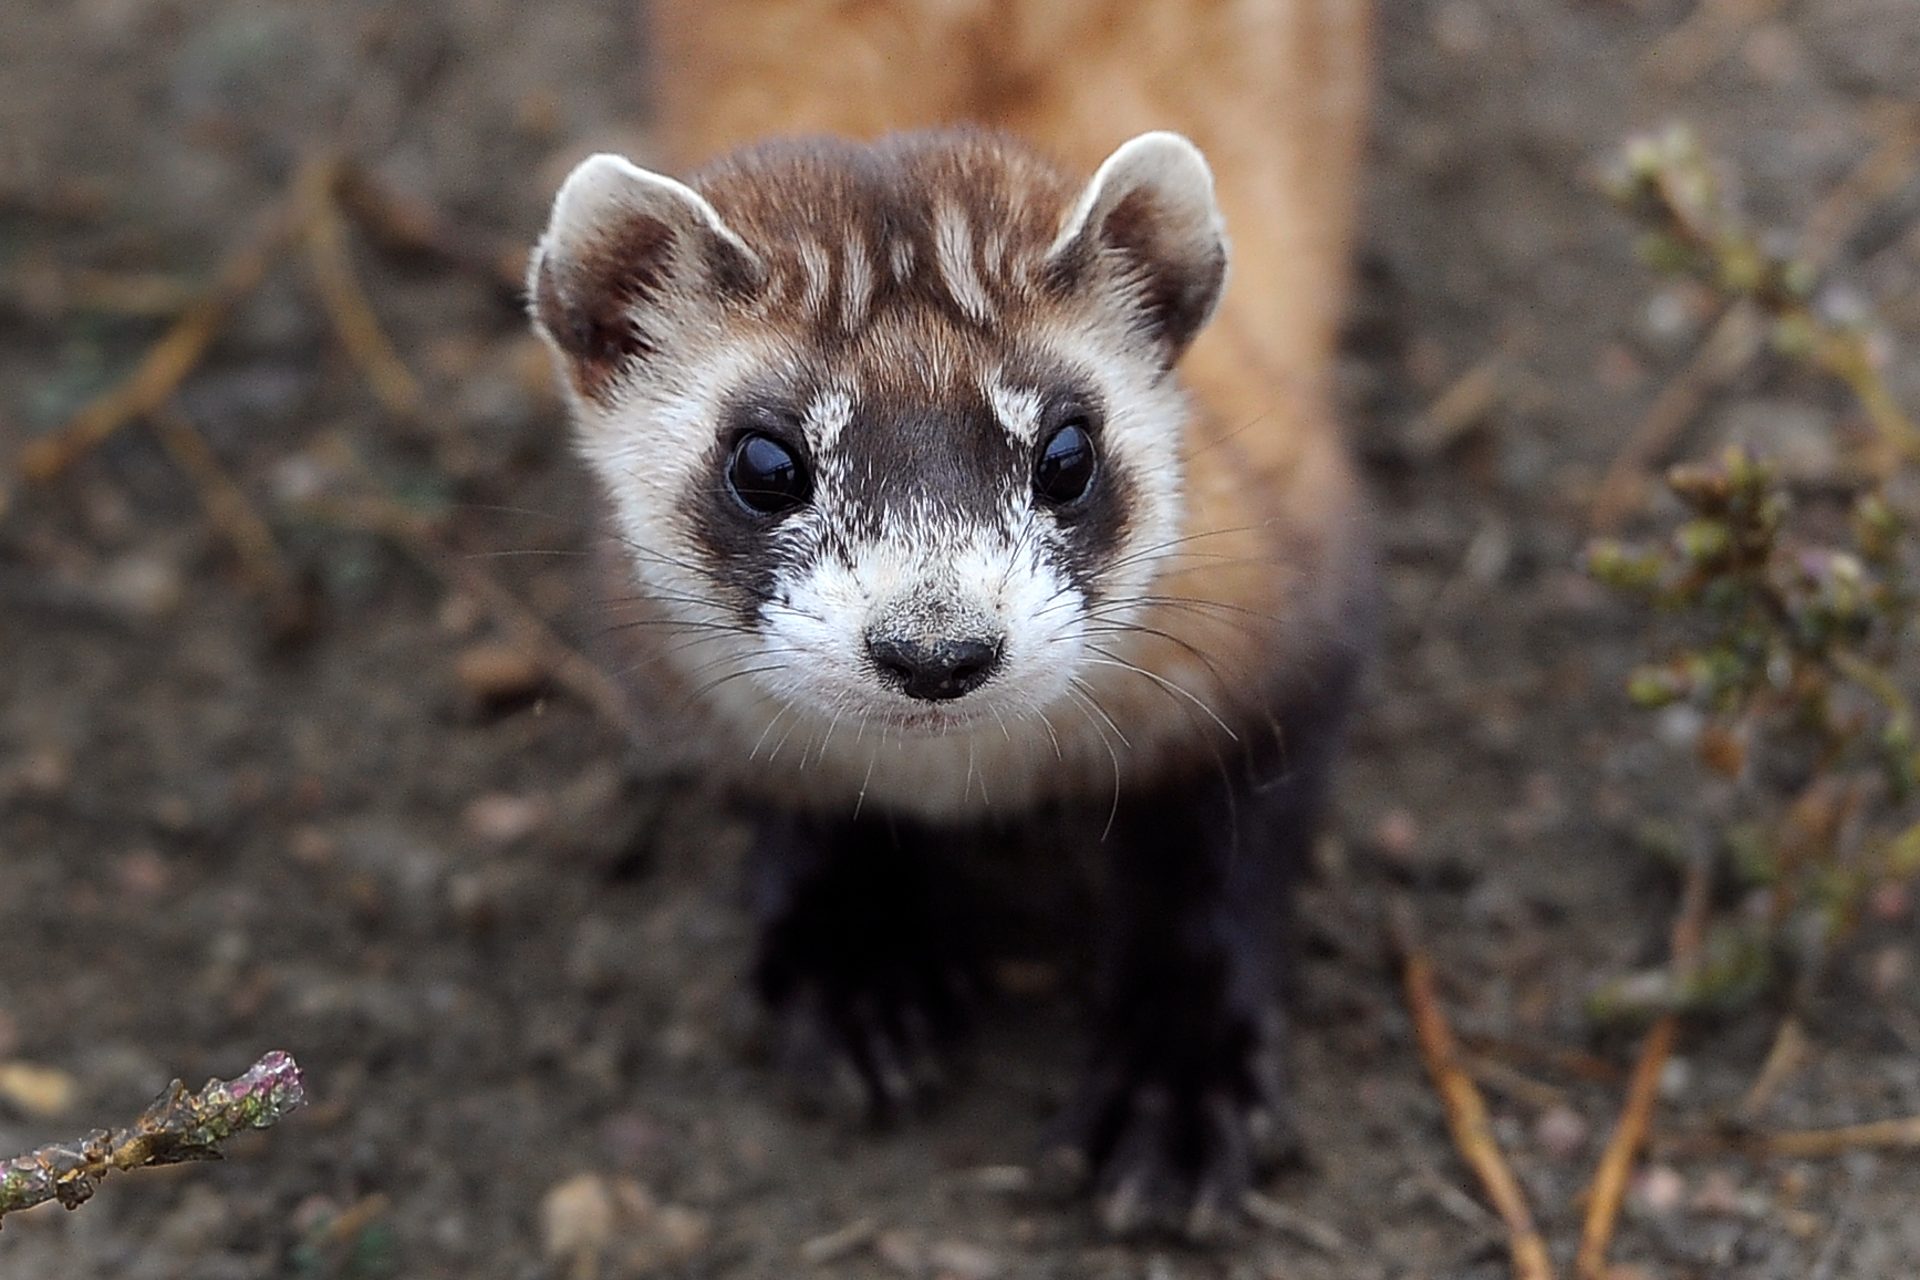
left=838, top=234, right=875, bottom=332
left=985, top=375, right=1043, bottom=447
left=802, top=388, right=854, bottom=454
left=794, top=238, right=832, bottom=318
left=888, top=236, right=917, bottom=283
left=931, top=201, right=995, bottom=325
left=745, top=195, right=1051, bottom=337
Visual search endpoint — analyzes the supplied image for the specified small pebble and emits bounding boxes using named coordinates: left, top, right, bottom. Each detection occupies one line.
left=801, top=1217, right=877, bottom=1266
left=453, top=643, right=548, bottom=705
left=98, top=551, right=184, bottom=620
left=875, top=1228, right=925, bottom=1273
left=463, top=792, right=548, bottom=844
left=1869, top=945, right=1909, bottom=999
left=1373, top=808, right=1420, bottom=862
left=1658, top=1055, right=1692, bottom=1102
left=1630, top=1164, right=1686, bottom=1216
left=289, top=826, right=335, bottom=867
left=540, top=1174, right=615, bottom=1267
left=1869, top=879, right=1911, bottom=923
left=16, top=748, right=72, bottom=796
left=1533, top=1105, right=1589, bottom=1161
left=928, top=1239, right=1001, bottom=1280
left=437, top=591, right=483, bottom=636
left=117, top=847, right=172, bottom=898
left=1689, top=1169, right=1743, bottom=1216
left=0, top=1061, right=80, bottom=1118
left=630, top=1202, right=712, bottom=1269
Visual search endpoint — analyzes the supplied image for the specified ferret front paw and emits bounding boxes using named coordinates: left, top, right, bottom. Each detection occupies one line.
left=1042, top=1005, right=1301, bottom=1240
left=751, top=895, right=975, bottom=1120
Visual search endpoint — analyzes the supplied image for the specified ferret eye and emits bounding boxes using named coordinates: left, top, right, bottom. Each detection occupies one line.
left=1033, top=419, right=1097, bottom=506
left=726, top=433, right=811, bottom=515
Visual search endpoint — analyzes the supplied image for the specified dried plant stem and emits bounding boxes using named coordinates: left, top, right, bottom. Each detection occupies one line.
left=148, top=407, right=304, bottom=628
left=1747, top=1117, right=1920, bottom=1157
left=1738, top=1016, right=1810, bottom=1120
left=17, top=194, right=303, bottom=483
left=17, top=147, right=494, bottom=487
left=0, top=1052, right=304, bottom=1228
left=1594, top=123, right=1920, bottom=529
left=1574, top=857, right=1713, bottom=1280
left=1802, top=109, right=1920, bottom=267
left=335, top=164, right=529, bottom=295
left=1644, top=0, right=1788, bottom=83
left=303, top=493, right=638, bottom=736
left=1460, top=1035, right=1628, bottom=1087
left=1390, top=900, right=1557, bottom=1280
left=299, top=162, right=427, bottom=425
left=1591, top=303, right=1760, bottom=532
left=1819, top=331, right=1920, bottom=465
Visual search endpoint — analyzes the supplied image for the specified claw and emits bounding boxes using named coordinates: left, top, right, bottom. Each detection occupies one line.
left=1047, top=1001, right=1298, bottom=1239
left=1098, top=1172, right=1152, bottom=1237
left=1037, top=1143, right=1091, bottom=1197
left=756, top=950, right=974, bottom=1122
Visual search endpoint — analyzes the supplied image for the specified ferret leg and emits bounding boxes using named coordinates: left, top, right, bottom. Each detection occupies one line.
left=1046, top=683, right=1352, bottom=1239
left=746, top=809, right=977, bottom=1119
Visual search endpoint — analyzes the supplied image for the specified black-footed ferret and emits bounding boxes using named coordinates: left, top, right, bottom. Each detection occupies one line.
left=526, top=0, right=1375, bottom=1238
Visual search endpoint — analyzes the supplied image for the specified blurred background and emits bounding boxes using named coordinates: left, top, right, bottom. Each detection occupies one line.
left=3, top=1, right=1920, bottom=1276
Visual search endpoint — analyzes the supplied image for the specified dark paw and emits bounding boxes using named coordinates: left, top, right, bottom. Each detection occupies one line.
left=1041, top=1008, right=1301, bottom=1240
left=755, top=940, right=974, bottom=1121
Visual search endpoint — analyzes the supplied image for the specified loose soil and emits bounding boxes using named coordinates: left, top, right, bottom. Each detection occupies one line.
left=3, top=1, right=1919, bottom=1277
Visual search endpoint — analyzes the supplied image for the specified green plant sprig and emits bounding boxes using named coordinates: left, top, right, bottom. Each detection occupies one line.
left=1585, top=128, right=1920, bottom=1022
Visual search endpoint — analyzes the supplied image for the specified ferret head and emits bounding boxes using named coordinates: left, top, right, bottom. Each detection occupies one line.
left=529, top=129, right=1226, bottom=736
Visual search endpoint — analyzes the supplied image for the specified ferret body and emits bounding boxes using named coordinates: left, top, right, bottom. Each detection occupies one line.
left=529, top=0, right=1373, bottom=1237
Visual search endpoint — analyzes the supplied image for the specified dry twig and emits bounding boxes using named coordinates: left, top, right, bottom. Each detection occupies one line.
left=1460, top=1035, right=1628, bottom=1087
left=1659, top=1114, right=1920, bottom=1161
left=148, top=407, right=307, bottom=632
left=1734, top=1116, right=1920, bottom=1158
left=1389, top=899, right=1557, bottom=1280
left=1801, top=106, right=1920, bottom=268
left=17, top=195, right=303, bottom=483
left=1590, top=303, right=1761, bottom=532
left=335, top=164, right=530, bottom=295
left=1643, top=0, right=1789, bottom=84
left=1592, top=124, right=1920, bottom=529
left=302, top=491, right=637, bottom=736
left=1737, top=1016, right=1810, bottom=1120
left=1573, top=857, right=1713, bottom=1280
left=0, top=1052, right=304, bottom=1228
left=298, top=161, right=427, bottom=426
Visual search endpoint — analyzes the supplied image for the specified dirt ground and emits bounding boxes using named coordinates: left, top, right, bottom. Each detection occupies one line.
left=4, top=1, right=1920, bottom=1277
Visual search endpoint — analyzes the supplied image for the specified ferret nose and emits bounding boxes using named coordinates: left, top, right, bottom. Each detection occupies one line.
left=866, top=634, right=1003, bottom=701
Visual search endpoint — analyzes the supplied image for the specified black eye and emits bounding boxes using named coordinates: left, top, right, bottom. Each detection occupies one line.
left=1033, top=419, right=1097, bottom=505
left=726, top=433, right=811, bottom=515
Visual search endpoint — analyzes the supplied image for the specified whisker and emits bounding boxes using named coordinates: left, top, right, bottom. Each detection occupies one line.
left=680, top=662, right=792, bottom=709
left=463, top=547, right=589, bottom=561
left=749, top=699, right=792, bottom=760
left=997, top=508, right=1041, bottom=597
left=1068, top=677, right=1131, bottom=751
left=1084, top=647, right=1237, bottom=742
left=1065, top=684, right=1124, bottom=840
left=854, top=749, right=878, bottom=820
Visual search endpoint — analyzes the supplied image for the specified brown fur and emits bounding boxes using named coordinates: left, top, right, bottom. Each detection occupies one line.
left=637, top=0, right=1375, bottom=793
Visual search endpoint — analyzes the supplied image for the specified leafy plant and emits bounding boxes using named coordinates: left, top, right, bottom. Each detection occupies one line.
left=1587, top=127, right=1920, bottom=1018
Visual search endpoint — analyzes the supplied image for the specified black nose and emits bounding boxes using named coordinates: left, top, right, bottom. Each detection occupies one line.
left=866, top=634, right=1003, bottom=701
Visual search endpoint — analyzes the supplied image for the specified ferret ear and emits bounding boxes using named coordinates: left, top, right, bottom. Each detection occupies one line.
left=529, top=154, right=763, bottom=397
left=1046, top=132, right=1228, bottom=361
